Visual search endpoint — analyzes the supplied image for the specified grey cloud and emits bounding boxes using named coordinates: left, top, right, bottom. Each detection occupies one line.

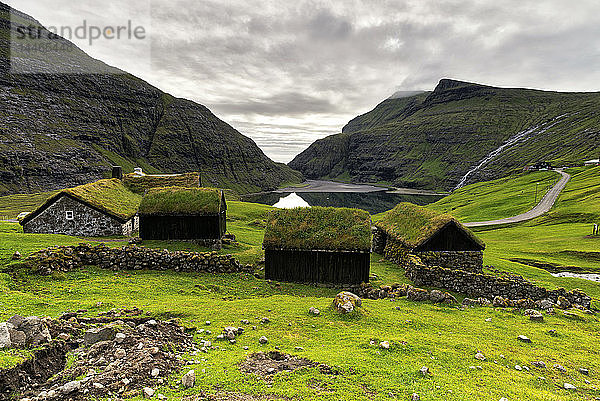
left=10, top=0, right=600, bottom=162
left=211, top=91, right=338, bottom=115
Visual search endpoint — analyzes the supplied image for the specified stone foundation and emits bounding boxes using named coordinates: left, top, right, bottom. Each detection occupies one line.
left=415, top=250, right=483, bottom=273
left=24, top=244, right=251, bottom=275
left=377, top=232, right=483, bottom=272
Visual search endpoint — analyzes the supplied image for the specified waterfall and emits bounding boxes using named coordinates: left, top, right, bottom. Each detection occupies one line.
left=454, top=115, right=569, bottom=189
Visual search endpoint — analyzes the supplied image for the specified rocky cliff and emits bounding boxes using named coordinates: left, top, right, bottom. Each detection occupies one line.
left=0, top=3, right=302, bottom=195
left=290, top=79, right=600, bottom=190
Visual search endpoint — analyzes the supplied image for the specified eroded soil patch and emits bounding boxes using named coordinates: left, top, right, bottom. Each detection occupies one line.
left=239, top=350, right=335, bottom=378
left=0, top=309, right=194, bottom=401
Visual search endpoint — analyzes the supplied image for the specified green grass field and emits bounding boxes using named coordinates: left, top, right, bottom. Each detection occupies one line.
left=428, top=170, right=559, bottom=222
left=0, top=168, right=599, bottom=400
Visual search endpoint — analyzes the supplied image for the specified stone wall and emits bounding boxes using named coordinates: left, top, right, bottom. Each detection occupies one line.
left=25, top=243, right=250, bottom=275
left=374, top=228, right=483, bottom=272
left=23, top=196, right=134, bottom=237
left=404, top=256, right=591, bottom=309
left=372, top=228, right=386, bottom=254
left=415, top=250, right=483, bottom=273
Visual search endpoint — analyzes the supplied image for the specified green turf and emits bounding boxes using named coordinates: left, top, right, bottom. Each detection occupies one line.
left=428, top=170, right=559, bottom=222
left=263, top=207, right=372, bottom=251
left=138, top=187, right=223, bottom=215
left=375, top=202, right=484, bottom=248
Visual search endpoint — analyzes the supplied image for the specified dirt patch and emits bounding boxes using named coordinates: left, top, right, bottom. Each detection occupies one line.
left=239, top=351, right=336, bottom=378
left=184, top=393, right=293, bottom=400
left=0, top=309, right=195, bottom=401
left=0, top=342, right=72, bottom=399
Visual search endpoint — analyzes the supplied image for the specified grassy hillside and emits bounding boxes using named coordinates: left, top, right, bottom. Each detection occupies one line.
left=0, top=3, right=302, bottom=196
left=290, top=79, right=600, bottom=190
left=0, top=191, right=57, bottom=219
left=428, top=170, right=559, bottom=222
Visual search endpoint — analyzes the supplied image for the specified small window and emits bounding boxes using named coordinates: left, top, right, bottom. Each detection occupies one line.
left=65, top=211, right=74, bottom=220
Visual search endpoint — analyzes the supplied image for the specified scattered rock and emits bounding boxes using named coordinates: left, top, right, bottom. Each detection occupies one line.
left=11, top=251, right=21, bottom=260
left=557, top=296, right=571, bottom=309
left=517, top=335, right=532, bottom=343
left=419, top=366, right=430, bottom=376
left=531, top=361, right=547, bottom=369
left=554, top=364, right=567, bottom=373
left=379, top=341, right=390, bottom=350
left=515, top=365, right=522, bottom=371
left=181, top=370, right=196, bottom=388
left=524, top=309, right=544, bottom=322
left=258, top=336, right=268, bottom=345
left=563, top=383, right=576, bottom=390
left=308, top=307, right=320, bottom=316
left=84, top=326, right=116, bottom=345
left=474, top=352, right=486, bottom=361
left=143, top=387, right=155, bottom=398
left=61, top=380, right=81, bottom=394
left=407, top=287, right=429, bottom=302
left=333, top=292, right=362, bottom=314
left=411, top=393, right=420, bottom=401
left=151, top=368, right=160, bottom=378
left=578, top=367, right=589, bottom=375
left=0, top=323, right=11, bottom=349
left=539, top=299, right=554, bottom=310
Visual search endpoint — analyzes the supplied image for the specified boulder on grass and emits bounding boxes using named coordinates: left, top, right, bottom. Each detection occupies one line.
left=333, top=292, right=362, bottom=314
left=407, top=287, right=429, bottom=302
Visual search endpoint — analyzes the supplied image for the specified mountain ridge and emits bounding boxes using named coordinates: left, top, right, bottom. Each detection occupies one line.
left=0, top=2, right=302, bottom=195
left=290, top=78, right=600, bottom=190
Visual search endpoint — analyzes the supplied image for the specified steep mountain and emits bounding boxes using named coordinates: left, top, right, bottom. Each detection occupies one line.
left=289, top=79, right=600, bottom=190
left=0, top=3, right=302, bottom=195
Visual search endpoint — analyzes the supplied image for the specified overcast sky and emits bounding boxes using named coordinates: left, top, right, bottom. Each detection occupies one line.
left=8, top=0, right=600, bottom=162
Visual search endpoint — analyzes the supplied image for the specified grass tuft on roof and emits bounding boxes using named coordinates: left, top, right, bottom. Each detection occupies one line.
left=123, top=172, right=200, bottom=194
left=138, top=187, right=223, bottom=216
left=375, top=202, right=484, bottom=249
left=263, top=207, right=372, bottom=251
left=62, top=179, right=141, bottom=221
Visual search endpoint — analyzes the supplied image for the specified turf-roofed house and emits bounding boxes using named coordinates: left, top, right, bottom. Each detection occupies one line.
left=263, top=207, right=372, bottom=284
left=138, top=187, right=227, bottom=243
left=20, top=179, right=142, bottom=236
left=373, top=203, right=485, bottom=272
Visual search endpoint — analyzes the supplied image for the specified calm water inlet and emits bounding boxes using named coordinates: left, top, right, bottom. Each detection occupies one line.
left=244, top=191, right=443, bottom=214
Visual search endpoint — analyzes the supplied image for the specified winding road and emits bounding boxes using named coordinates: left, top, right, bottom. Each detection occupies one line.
left=464, top=170, right=571, bottom=227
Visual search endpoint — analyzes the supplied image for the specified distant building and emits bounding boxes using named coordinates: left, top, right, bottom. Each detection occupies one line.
left=373, top=203, right=485, bottom=272
left=20, top=179, right=141, bottom=237
left=584, top=159, right=600, bottom=167
left=122, top=169, right=201, bottom=194
left=532, top=161, right=552, bottom=171
left=262, top=207, right=371, bottom=284
left=138, top=187, right=227, bottom=241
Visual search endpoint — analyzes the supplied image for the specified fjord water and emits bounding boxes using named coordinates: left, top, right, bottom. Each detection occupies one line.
left=244, top=191, right=443, bottom=214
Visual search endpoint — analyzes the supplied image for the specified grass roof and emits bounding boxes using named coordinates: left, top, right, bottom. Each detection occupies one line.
left=138, top=187, right=224, bottom=216
left=23, top=179, right=141, bottom=223
left=123, top=172, right=200, bottom=194
left=375, top=202, right=485, bottom=249
left=263, top=207, right=372, bottom=251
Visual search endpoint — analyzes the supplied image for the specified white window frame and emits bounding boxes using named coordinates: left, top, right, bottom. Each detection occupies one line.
left=65, top=211, right=74, bottom=220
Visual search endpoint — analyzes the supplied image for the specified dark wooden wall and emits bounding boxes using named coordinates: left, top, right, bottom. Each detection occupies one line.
left=415, top=222, right=484, bottom=251
left=139, top=212, right=226, bottom=240
left=265, top=250, right=370, bottom=284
